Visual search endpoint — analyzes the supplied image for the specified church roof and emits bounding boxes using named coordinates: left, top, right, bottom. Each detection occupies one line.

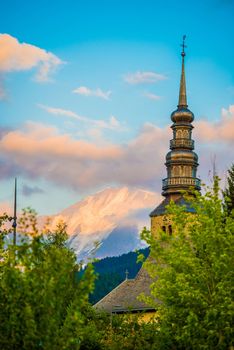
left=93, top=266, right=156, bottom=313
left=150, top=196, right=196, bottom=217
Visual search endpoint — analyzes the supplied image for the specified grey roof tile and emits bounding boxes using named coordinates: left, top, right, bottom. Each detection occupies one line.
left=93, top=266, right=155, bottom=313
left=150, top=196, right=196, bottom=217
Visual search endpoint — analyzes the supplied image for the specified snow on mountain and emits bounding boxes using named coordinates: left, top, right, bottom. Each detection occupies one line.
left=40, top=187, right=161, bottom=259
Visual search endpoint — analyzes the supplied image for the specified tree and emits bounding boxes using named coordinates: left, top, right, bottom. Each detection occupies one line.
left=0, top=209, right=157, bottom=349
left=101, top=313, right=159, bottom=350
left=223, top=164, right=234, bottom=216
left=141, top=178, right=234, bottom=349
left=0, top=210, right=97, bottom=350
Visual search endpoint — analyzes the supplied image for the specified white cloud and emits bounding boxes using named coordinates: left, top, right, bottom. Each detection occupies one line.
left=124, top=71, right=167, bottom=84
left=38, top=104, right=87, bottom=121
left=109, top=115, right=120, bottom=128
left=38, top=104, right=125, bottom=131
left=144, top=92, right=162, bottom=100
left=0, top=33, right=63, bottom=82
left=72, top=86, right=112, bottom=100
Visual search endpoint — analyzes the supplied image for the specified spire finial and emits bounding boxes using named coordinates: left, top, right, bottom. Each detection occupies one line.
left=181, top=35, right=187, bottom=57
left=178, top=35, right=188, bottom=108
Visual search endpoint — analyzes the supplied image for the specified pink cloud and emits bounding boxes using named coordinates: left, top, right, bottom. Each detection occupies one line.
left=0, top=122, right=122, bottom=160
left=0, top=34, right=63, bottom=82
left=0, top=201, right=12, bottom=215
left=0, top=106, right=233, bottom=192
left=194, top=105, right=234, bottom=143
left=0, top=121, right=167, bottom=190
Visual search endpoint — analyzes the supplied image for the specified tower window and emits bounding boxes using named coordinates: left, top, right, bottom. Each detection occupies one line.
left=177, top=129, right=182, bottom=138
left=183, top=129, right=189, bottom=138
left=162, top=226, right=166, bottom=232
left=168, top=225, right=172, bottom=235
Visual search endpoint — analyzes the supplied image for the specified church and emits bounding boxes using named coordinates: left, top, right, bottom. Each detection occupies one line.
left=94, top=39, right=201, bottom=319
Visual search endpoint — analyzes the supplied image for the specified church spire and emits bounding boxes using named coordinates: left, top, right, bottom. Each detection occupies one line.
left=150, top=37, right=201, bottom=229
left=160, top=36, right=200, bottom=199
left=178, top=35, right=188, bottom=109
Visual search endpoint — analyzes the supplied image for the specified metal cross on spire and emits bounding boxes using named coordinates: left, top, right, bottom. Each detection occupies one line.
left=181, top=35, right=187, bottom=57
left=178, top=35, right=188, bottom=108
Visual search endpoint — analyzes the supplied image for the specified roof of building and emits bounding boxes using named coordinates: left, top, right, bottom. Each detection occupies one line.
left=150, top=196, right=196, bottom=217
left=93, top=265, right=156, bottom=313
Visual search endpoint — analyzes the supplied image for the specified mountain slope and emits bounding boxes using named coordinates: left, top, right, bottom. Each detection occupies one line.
left=40, top=187, right=160, bottom=259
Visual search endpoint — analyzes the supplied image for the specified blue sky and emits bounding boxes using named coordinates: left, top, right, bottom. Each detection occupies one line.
left=0, top=0, right=233, bottom=215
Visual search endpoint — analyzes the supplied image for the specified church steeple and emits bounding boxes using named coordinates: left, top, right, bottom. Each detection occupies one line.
left=150, top=37, right=201, bottom=222
left=178, top=36, right=188, bottom=108
left=162, top=36, right=200, bottom=199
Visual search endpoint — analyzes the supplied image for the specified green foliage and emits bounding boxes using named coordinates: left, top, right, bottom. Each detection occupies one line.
left=0, top=209, right=96, bottom=350
left=223, top=163, right=234, bottom=216
left=141, top=178, right=234, bottom=349
left=18, top=207, right=39, bottom=236
left=101, top=314, right=159, bottom=350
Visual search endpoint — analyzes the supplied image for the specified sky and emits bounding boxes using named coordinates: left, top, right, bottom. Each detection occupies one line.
left=0, top=0, right=234, bottom=215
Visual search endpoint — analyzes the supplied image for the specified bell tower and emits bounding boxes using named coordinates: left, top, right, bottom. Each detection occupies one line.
left=150, top=36, right=201, bottom=235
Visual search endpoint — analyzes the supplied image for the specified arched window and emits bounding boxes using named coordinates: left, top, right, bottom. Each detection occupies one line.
left=162, top=226, right=166, bottom=232
left=184, top=166, right=191, bottom=177
left=177, top=129, right=182, bottom=138
left=174, top=166, right=179, bottom=176
left=183, top=129, right=189, bottom=138
left=179, top=165, right=183, bottom=176
left=168, top=225, right=172, bottom=235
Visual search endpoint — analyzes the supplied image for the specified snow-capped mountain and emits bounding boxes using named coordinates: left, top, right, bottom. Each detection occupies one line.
left=40, top=187, right=161, bottom=259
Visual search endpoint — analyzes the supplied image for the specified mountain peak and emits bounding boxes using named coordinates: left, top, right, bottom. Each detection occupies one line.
left=41, top=187, right=161, bottom=258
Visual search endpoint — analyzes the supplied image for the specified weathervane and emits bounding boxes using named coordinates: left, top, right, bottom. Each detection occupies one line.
left=181, top=35, right=187, bottom=57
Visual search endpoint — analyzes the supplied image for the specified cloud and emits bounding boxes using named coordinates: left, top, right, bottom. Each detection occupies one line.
left=0, top=201, right=12, bottom=215
left=73, top=86, right=112, bottom=100
left=124, top=71, right=167, bottom=84
left=194, top=105, right=234, bottom=143
left=38, top=104, right=86, bottom=121
left=0, top=121, right=168, bottom=191
left=0, top=106, right=233, bottom=193
left=0, top=121, right=123, bottom=159
left=144, top=92, right=162, bottom=100
left=22, top=184, right=44, bottom=197
left=0, top=33, right=63, bottom=82
left=38, top=104, right=125, bottom=131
